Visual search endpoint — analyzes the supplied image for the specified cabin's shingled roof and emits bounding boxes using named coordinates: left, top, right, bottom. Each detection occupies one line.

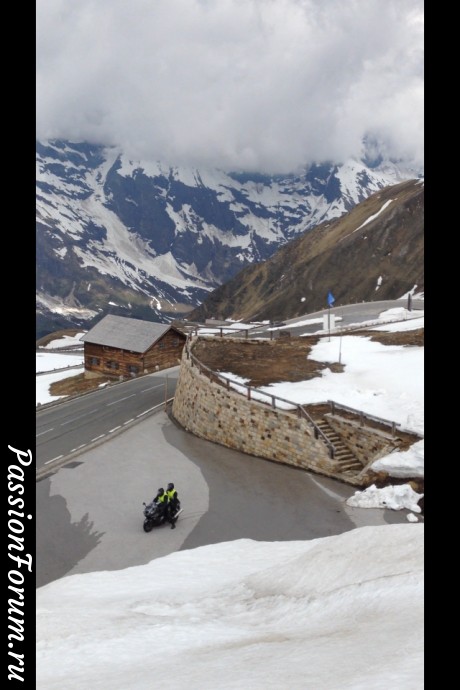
left=80, top=315, right=182, bottom=353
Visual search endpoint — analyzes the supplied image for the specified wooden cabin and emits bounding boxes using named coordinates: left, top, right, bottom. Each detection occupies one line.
left=80, top=315, right=187, bottom=379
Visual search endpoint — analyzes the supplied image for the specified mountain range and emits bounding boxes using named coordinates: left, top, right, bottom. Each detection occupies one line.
left=36, top=139, right=423, bottom=337
left=189, top=178, right=424, bottom=323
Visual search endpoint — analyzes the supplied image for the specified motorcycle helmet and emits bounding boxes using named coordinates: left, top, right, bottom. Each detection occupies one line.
left=167, top=482, right=174, bottom=491
left=157, top=487, right=164, bottom=494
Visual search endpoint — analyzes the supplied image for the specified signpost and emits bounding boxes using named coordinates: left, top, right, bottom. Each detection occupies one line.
left=327, top=291, right=335, bottom=342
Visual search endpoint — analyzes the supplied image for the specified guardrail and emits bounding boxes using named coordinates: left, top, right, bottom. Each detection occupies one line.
left=186, top=325, right=269, bottom=339
left=185, top=305, right=424, bottom=341
left=36, top=363, right=84, bottom=376
left=37, top=345, right=84, bottom=352
left=184, top=336, right=414, bottom=454
left=220, top=313, right=423, bottom=340
left=329, top=400, right=399, bottom=432
left=326, top=400, right=423, bottom=439
left=185, top=344, right=338, bottom=456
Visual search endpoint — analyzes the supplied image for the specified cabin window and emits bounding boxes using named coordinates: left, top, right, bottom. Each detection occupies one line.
left=159, top=342, right=165, bottom=349
left=173, top=338, right=180, bottom=346
left=105, top=360, right=119, bottom=370
left=90, top=357, right=100, bottom=366
left=128, top=365, right=139, bottom=374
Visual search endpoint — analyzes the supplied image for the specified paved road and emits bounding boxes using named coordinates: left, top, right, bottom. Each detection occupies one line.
left=36, top=300, right=424, bottom=588
left=36, top=370, right=178, bottom=470
left=36, top=299, right=424, bottom=472
left=36, top=407, right=417, bottom=588
left=236, top=299, right=424, bottom=338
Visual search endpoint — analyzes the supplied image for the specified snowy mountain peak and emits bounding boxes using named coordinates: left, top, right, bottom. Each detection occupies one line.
left=36, top=139, right=422, bottom=336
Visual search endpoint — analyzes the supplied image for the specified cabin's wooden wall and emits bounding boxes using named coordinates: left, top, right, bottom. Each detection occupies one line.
left=144, top=330, right=186, bottom=372
left=84, top=329, right=186, bottom=378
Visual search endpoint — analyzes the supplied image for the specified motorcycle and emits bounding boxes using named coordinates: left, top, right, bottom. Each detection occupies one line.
left=142, top=499, right=182, bottom=532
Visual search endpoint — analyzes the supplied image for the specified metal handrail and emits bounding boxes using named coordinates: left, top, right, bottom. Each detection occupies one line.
left=327, top=400, right=406, bottom=438
left=297, top=405, right=335, bottom=458
left=184, top=335, right=413, bottom=441
left=185, top=342, right=336, bottom=458
left=213, top=312, right=424, bottom=340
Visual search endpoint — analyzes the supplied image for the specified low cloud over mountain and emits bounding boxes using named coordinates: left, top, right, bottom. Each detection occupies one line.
left=36, top=139, right=422, bottom=337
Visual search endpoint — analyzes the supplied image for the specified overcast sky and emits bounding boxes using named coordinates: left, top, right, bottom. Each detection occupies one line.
left=36, top=0, right=424, bottom=173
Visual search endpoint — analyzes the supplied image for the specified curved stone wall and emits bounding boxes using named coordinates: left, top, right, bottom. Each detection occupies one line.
left=172, top=346, right=337, bottom=475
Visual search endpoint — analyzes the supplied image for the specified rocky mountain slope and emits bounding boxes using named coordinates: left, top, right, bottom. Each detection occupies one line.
left=36, top=139, right=422, bottom=337
left=188, top=178, right=424, bottom=323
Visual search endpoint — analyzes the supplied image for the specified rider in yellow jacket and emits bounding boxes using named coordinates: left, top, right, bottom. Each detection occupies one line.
left=166, top=483, right=179, bottom=529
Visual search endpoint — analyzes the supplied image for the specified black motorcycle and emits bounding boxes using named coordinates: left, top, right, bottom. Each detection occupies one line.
left=142, top=499, right=182, bottom=532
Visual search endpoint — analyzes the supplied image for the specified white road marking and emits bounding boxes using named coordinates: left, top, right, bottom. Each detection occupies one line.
left=140, top=384, right=164, bottom=393
left=109, top=426, right=122, bottom=433
left=36, top=428, right=54, bottom=437
left=44, top=455, right=63, bottom=465
left=136, top=407, right=156, bottom=417
left=106, top=394, right=136, bottom=406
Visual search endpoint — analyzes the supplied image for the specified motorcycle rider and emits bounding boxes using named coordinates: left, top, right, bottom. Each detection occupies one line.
left=151, top=487, right=168, bottom=522
left=165, top=482, right=179, bottom=529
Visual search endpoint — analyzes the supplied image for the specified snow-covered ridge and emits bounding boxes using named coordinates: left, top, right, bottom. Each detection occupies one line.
left=36, top=140, right=423, bottom=325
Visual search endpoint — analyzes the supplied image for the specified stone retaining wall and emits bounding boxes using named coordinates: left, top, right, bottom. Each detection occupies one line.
left=171, top=343, right=419, bottom=486
left=172, top=349, right=337, bottom=475
left=325, top=414, right=397, bottom=467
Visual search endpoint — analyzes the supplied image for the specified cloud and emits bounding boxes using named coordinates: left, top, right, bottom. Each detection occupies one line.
left=36, top=0, right=424, bottom=173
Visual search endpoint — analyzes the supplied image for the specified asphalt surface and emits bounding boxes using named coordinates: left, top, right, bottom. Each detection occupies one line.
left=36, top=406, right=415, bottom=589
left=231, top=299, right=424, bottom=338
left=36, top=372, right=177, bottom=469
left=36, top=300, right=424, bottom=589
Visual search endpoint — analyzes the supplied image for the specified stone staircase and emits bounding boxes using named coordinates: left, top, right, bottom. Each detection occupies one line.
left=315, top=419, right=363, bottom=474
